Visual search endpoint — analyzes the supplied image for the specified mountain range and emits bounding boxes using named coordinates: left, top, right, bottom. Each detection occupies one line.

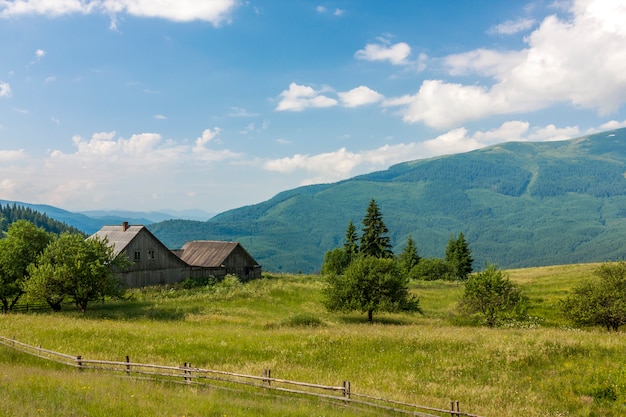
left=147, top=128, right=626, bottom=273
left=6, top=128, right=626, bottom=273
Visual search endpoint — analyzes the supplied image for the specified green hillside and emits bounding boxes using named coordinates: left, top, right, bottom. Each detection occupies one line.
left=148, top=128, right=626, bottom=273
left=0, top=203, right=84, bottom=236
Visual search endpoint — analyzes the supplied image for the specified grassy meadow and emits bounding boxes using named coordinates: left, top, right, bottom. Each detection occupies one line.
left=1, top=264, right=625, bottom=416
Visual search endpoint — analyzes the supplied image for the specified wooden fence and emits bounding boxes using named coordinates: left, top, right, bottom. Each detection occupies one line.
left=0, top=335, right=484, bottom=417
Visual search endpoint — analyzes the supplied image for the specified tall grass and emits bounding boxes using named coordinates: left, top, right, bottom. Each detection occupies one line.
left=1, top=266, right=625, bottom=416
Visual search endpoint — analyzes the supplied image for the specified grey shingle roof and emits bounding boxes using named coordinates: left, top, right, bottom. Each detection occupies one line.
left=90, top=225, right=144, bottom=256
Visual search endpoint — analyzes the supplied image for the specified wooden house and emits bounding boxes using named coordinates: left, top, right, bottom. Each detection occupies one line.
left=91, top=222, right=262, bottom=288
left=91, top=222, right=189, bottom=287
left=175, top=240, right=262, bottom=281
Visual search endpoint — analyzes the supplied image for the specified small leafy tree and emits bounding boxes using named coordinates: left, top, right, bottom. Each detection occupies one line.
left=26, top=233, right=129, bottom=312
left=359, top=199, right=393, bottom=259
left=410, top=257, right=452, bottom=281
left=458, top=264, right=528, bottom=327
left=397, top=235, right=420, bottom=278
left=323, top=256, right=421, bottom=322
left=0, top=220, right=52, bottom=312
left=561, top=262, right=626, bottom=331
left=445, top=232, right=473, bottom=281
left=321, top=247, right=351, bottom=275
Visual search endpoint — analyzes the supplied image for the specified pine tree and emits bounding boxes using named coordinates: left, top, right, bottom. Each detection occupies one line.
left=445, top=232, right=473, bottom=281
left=343, top=220, right=359, bottom=257
left=397, top=235, right=420, bottom=278
left=359, top=199, right=393, bottom=259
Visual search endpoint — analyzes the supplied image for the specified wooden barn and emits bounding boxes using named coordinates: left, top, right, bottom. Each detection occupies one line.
left=91, top=222, right=262, bottom=288
left=175, top=240, right=262, bottom=281
left=91, top=222, right=189, bottom=287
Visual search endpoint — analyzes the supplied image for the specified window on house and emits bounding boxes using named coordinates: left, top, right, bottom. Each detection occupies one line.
left=148, top=250, right=155, bottom=260
left=134, top=251, right=141, bottom=261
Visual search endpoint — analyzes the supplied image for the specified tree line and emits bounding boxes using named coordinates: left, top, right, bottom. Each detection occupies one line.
left=322, top=199, right=474, bottom=282
left=320, top=199, right=626, bottom=330
left=0, top=220, right=128, bottom=313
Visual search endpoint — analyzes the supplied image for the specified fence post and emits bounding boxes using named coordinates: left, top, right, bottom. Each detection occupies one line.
left=125, top=356, right=130, bottom=375
left=263, top=369, right=271, bottom=387
left=343, top=381, right=351, bottom=399
left=183, top=362, right=188, bottom=383
left=77, top=355, right=82, bottom=370
left=38, top=345, right=41, bottom=357
left=187, top=363, right=192, bottom=384
left=450, top=400, right=460, bottom=416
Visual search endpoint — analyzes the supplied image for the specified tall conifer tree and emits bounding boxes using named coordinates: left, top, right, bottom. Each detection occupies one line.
left=445, top=232, right=473, bottom=281
left=359, top=199, right=393, bottom=259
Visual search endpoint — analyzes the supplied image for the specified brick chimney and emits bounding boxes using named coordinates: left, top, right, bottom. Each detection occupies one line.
left=122, top=221, right=129, bottom=231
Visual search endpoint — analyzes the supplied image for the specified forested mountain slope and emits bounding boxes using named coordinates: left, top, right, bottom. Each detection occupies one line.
left=130, top=129, right=626, bottom=272
left=0, top=203, right=84, bottom=235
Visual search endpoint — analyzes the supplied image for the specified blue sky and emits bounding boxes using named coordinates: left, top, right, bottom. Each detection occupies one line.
left=1, top=0, right=626, bottom=214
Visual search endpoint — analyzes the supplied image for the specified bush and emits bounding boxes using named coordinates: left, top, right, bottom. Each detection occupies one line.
left=561, top=262, right=626, bottom=331
left=410, top=258, right=452, bottom=281
left=458, top=264, right=528, bottom=327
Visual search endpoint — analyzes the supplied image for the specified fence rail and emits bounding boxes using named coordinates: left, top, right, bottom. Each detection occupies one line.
left=0, top=335, right=483, bottom=417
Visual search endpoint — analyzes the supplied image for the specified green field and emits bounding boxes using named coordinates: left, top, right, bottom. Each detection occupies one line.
left=1, top=264, right=625, bottom=416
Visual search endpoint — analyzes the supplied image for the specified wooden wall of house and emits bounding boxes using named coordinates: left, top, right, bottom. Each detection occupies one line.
left=223, top=246, right=262, bottom=281
left=117, top=229, right=189, bottom=288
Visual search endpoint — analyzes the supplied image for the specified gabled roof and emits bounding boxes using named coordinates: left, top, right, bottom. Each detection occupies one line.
left=90, top=225, right=146, bottom=257
left=177, top=240, right=258, bottom=268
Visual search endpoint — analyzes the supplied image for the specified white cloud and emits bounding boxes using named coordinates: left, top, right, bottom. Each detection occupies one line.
left=192, top=127, right=242, bottom=161
left=262, top=120, right=585, bottom=185
left=444, top=49, right=527, bottom=78
left=338, top=86, right=383, bottom=108
left=0, top=129, right=248, bottom=209
left=34, top=48, right=45, bottom=59
left=316, top=5, right=326, bottom=13
left=0, top=81, right=12, bottom=97
left=386, top=80, right=499, bottom=128
left=488, top=18, right=536, bottom=35
left=0, top=149, right=26, bottom=162
left=333, top=8, right=343, bottom=16
left=0, top=0, right=95, bottom=17
left=275, top=82, right=337, bottom=112
left=599, top=119, right=626, bottom=130
left=0, top=0, right=238, bottom=26
left=355, top=40, right=411, bottom=65
left=526, top=124, right=580, bottom=141
left=154, top=114, right=167, bottom=120
left=390, top=0, right=626, bottom=129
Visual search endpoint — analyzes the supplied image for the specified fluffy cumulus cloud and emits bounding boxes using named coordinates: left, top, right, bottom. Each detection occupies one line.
left=355, top=40, right=411, bottom=65
left=275, top=82, right=338, bottom=112
left=599, top=119, right=626, bottom=131
left=388, top=0, right=626, bottom=129
left=0, top=0, right=238, bottom=25
left=338, top=86, right=384, bottom=107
